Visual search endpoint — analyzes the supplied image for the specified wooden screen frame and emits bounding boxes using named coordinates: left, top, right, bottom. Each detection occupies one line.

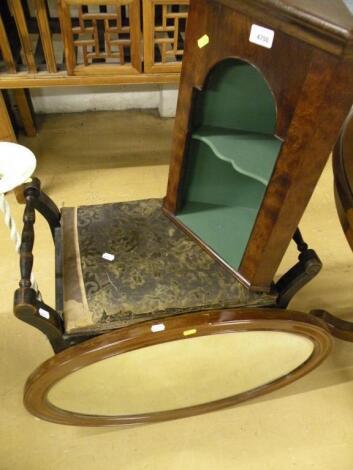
left=143, top=0, right=189, bottom=74
left=59, top=0, right=142, bottom=76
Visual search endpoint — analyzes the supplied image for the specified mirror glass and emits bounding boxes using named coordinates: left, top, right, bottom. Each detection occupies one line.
left=48, top=331, right=313, bottom=415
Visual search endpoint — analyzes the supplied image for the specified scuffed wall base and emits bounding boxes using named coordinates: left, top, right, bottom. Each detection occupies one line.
left=30, top=84, right=179, bottom=118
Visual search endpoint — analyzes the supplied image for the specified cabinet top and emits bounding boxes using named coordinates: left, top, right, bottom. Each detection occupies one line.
left=218, top=0, right=353, bottom=59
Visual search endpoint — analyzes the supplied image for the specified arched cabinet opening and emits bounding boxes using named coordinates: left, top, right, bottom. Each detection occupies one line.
left=176, top=58, right=283, bottom=271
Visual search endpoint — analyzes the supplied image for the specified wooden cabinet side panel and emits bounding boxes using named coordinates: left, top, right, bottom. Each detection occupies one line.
left=240, top=56, right=353, bottom=289
left=164, top=0, right=210, bottom=212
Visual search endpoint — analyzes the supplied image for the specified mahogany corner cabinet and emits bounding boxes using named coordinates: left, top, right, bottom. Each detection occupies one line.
left=164, top=0, right=353, bottom=291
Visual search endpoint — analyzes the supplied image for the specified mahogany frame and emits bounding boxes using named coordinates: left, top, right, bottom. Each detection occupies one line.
left=24, top=308, right=332, bottom=426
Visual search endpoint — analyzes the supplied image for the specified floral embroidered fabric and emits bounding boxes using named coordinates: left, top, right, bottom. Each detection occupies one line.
left=62, top=199, right=275, bottom=334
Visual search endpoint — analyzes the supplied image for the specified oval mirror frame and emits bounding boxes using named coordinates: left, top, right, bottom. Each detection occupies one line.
left=24, top=308, right=332, bottom=426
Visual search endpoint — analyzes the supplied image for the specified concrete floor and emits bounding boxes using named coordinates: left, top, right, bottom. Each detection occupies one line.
left=1, top=110, right=353, bottom=469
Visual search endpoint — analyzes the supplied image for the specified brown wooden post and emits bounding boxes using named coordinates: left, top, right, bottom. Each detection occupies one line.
left=0, top=91, right=16, bottom=142
left=0, top=15, right=16, bottom=73
left=34, top=0, right=58, bottom=73
left=13, top=89, right=36, bottom=137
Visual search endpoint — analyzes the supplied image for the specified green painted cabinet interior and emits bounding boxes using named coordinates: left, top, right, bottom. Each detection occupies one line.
left=176, top=59, right=282, bottom=270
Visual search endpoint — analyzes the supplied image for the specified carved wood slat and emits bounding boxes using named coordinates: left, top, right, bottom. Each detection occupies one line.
left=143, top=0, right=154, bottom=72
left=143, top=0, right=189, bottom=73
left=10, top=0, right=37, bottom=73
left=58, top=1, right=76, bottom=74
left=0, top=14, right=16, bottom=73
left=34, top=0, right=57, bottom=73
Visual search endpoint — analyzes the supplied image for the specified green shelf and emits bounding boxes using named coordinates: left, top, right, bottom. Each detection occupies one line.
left=177, top=139, right=268, bottom=269
left=177, top=202, right=259, bottom=270
left=192, top=126, right=282, bottom=185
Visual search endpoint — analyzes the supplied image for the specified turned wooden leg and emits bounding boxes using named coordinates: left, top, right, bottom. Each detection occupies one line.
left=0, top=90, right=16, bottom=142
left=13, top=89, right=36, bottom=137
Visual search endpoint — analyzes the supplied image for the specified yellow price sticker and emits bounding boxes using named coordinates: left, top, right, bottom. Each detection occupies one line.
left=197, top=34, right=209, bottom=49
left=183, top=329, right=197, bottom=336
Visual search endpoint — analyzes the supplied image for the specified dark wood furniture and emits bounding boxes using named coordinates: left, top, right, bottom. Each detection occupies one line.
left=312, top=111, right=353, bottom=342
left=334, top=110, right=353, bottom=251
left=12, top=0, right=353, bottom=426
